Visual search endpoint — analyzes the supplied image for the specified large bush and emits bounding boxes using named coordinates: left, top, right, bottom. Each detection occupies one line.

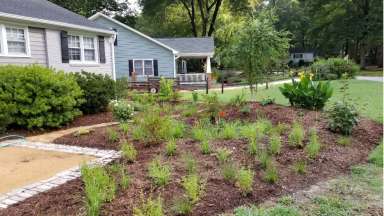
left=74, top=71, right=115, bottom=114
left=0, top=65, right=83, bottom=129
left=279, top=73, right=333, bottom=110
left=311, top=58, right=359, bottom=80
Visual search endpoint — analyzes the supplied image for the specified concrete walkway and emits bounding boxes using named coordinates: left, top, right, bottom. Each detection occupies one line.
left=27, top=122, right=118, bottom=143
left=356, top=76, right=383, bottom=82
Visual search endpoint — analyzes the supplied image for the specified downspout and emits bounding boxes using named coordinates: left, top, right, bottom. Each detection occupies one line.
left=111, top=35, right=116, bottom=81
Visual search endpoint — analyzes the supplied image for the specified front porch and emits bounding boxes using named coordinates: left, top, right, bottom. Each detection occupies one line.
left=175, top=55, right=212, bottom=86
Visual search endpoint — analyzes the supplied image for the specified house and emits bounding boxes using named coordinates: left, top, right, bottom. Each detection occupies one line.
left=89, top=13, right=214, bottom=87
left=0, top=0, right=116, bottom=79
left=289, top=48, right=315, bottom=66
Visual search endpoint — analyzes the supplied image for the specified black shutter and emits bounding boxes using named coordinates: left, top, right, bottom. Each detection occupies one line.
left=153, top=60, right=158, bottom=76
left=128, top=60, right=133, bottom=76
left=60, top=31, right=69, bottom=63
left=98, top=36, right=106, bottom=64
left=112, top=28, right=118, bottom=46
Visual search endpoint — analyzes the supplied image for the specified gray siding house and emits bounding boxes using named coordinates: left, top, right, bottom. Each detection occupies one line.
left=89, top=13, right=214, bottom=85
left=0, top=0, right=116, bottom=79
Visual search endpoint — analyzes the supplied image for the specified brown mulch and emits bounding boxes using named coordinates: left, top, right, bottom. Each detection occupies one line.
left=1, top=102, right=382, bottom=216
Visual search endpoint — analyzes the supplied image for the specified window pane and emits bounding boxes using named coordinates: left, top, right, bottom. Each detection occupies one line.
left=6, top=28, right=25, bottom=41
left=83, top=37, right=94, bottom=49
left=134, top=60, right=143, bottom=75
left=84, top=49, right=95, bottom=61
left=6, top=27, right=26, bottom=54
left=7, top=41, right=25, bottom=54
left=144, top=60, right=153, bottom=75
left=69, top=48, right=81, bottom=60
left=68, top=35, right=80, bottom=48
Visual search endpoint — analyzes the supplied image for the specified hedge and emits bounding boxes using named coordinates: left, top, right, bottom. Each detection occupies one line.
left=311, top=58, right=359, bottom=80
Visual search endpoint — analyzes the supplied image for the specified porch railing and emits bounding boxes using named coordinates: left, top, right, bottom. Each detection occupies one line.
left=177, top=73, right=206, bottom=84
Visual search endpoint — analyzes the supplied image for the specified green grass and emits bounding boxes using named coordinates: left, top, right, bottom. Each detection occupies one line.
left=182, top=80, right=383, bottom=123
left=358, top=70, right=383, bottom=77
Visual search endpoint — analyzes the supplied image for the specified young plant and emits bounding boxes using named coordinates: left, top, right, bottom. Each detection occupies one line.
left=107, top=128, right=119, bottom=143
left=216, top=147, right=232, bottom=164
left=148, top=158, right=171, bottom=186
left=327, top=101, right=358, bottom=135
left=337, top=136, right=351, bottom=146
left=165, top=139, right=177, bottom=156
left=200, top=140, right=211, bottom=155
left=240, top=123, right=257, bottom=140
left=292, top=160, right=307, bottom=175
left=183, top=153, right=197, bottom=174
left=255, top=119, right=273, bottom=136
left=120, top=168, right=131, bottom=190
left=288, top=122, right=305, bottom=147
left=171, top=197, right=193, bottom=215
left=182, top=105, right=198, bottom=117
left=259, top=151, right=271, bottom=169
left=236, top=168, right=254, bottom=195
left=264, top=163, right=279, bottom=183
left=248, top=138, right=259, bottom=156
left=305, top=128, right=321, bottom=159
left=269, top=134, right=282, bottom=155
left=182, top=174, right=203, bottom=203
left=121, top=141, right=137, bottom=162
left=221, top=161, right=238, bottom=182
left=191, top=127, right=207, bottom=142
left=271, top=122, right=289, bottom=135
left=170, top=120, right=185, bottom=139
left=119, top=123, right=130, bottom=135
left=192, top=91, right=199, bottom=103
left=133, top=195, right=164, bottom=216
left=220, top=121, right=238, bottom=140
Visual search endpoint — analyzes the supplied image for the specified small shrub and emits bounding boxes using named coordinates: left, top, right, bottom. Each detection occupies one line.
left=120, top=168, right=131, bottom=190
left=264, top=163, right=279, bottom=183
left=170, top=120, right=185, bottom=139
left=200, top=140, right=211, bottom=155
left=327, top=101, right=359, bottom=135
left=182, top=174, right=203, bottom=203
left=202, top=93, right=221, bottom=123
left=192, top=91, right=199, bottom=103
left=288, top=122, right=305, bottom=147
left=278, top=196, right=295, bottom=206
left=81, top=165, right=116, bottom=216
left=311, top=58, right=359, bottom=80
left=248, top=139, right=259, bottom=156
left=240, top=123, right=258, bottom=140
left=165, top=139, right=177, bottom=156
left=260, top=97, right=275, bottom=106
left=148, top=158, right=171, bottom=186
left=158, top=77, right=174, bottom=102
left=133, top=195, right=164, bottom=216
left=236, top=168, right=254, bottom=195
left=216, top=147, right=232, bottom=164
left=255, top=119, right=273, bottom=136
left=271, top=122, right=289, bottom=135
left=305, top=128, right=321, bottom=159
left=183, top=153, right=197, bottom=174
left=119, top=123, right=130, bottom=135
left=107, top=128, right=119, bottom=143
left=221, top=162, right=238, bottom=182
left=269, top=134, right=282, bottom=155
left=182, top=105, right=198, bottom=117
left=337, top=136, right=351, bottom=146
left=111, top=100, right=134, bottom=122
left=229, top=92, right=247, bottom=107
left=292, top=160, right=307, bottom=175
left=240, top=105, right=251, bottom=115
left=121, top=141, right=137, bottom=162
left=191, top=127, right=208, bottom=142
left=220, top=122, right=238, bottom=140
left=368, top=142, right=383, bottom=167
left=259, top=151, right=271, bottom=169
left=171, top=197, right=193, bottom=215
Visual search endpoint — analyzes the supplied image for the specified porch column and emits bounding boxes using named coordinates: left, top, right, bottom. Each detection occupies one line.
left=206, top=56, right=212, bottom=88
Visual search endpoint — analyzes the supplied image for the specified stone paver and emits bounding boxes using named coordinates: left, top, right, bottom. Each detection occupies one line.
left=26, top=122, right=118, bottom=143
left=0, top=139, right=120, bottom=209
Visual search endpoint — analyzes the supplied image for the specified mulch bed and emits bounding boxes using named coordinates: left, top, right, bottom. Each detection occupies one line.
left=1, top=102, right=382, bottom=216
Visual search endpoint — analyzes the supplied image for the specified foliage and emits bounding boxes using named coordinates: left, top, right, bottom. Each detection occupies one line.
left=119, top=123, right=130, bottom=135
left=216, top=147, right=232, bottom=164
left=311, top=197, right=353, bottom=216
left=279, top=73, right=333, bottom=110
left=192, top=92, right=199, bottom=103
left=148, top=158, right=172, bottom=186
left=121, top=141, right=137, bottom=162
left=183, top=153, right=197, bottom=174
left=292, top=160, right=307, bottom=175
left=106, top=128, right=119, bottom=143
left=327, top=101, right=359, bottom=135
left=220, top=121, right=239, bottom=140
left=368, top=142, right=383, bottom=167
left=305, top=128, right=321, bottom=159
left=202, top=93, right=221, bottom=123
left=158, top=77, right=174, bottom=102
left=171, top=197, right=193, bottom=215
left=236, top=168, right=254, bottom=195
left=288, top=122, right=305, bottom=148
left=81, top=165, right=116, bottom=216
left=337, top=136, right=351, bottom=146
left=111, top=100, right=134, bottom=122
left=169, top=120, right=185, bottom=138
left=264, top=163, right=279, bottom=184
left=48, top=0, right=126, bottom=17
left=240, top=105, right=251, bottom=115
left=255, top=119, right=273, bottom=136
left=248, top=139, right=259, bottom=156
left=260, top=97, right=275, bottom=106
left=133, top=195, right=164, bottom=216
left=74, top=71, right=115, bottom=114
left=119, top=168, right=131, bottom=190
left=259, top=151, right=271, bottom=170
left=0, top=65, right=83, bottom=130
left=229, top=92, right=247, bottom=107
left=200, top=140, right=211, bottom=155
left=182, top=105, right=198, bottom=117
left=221, top=161, right=238, bottom=182
left=181, top=174, right=203, bottom=203
left=165, top=139, right=177, bottom=156
left=311, top=58, right=359, bottom=80
left=271, top=123, right=289, bottom=135
left=269, top=134, right=282, bottom=155
left=234, top=204, right=300, bottom=216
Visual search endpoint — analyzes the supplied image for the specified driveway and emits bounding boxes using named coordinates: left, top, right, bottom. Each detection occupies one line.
left=356, top=76, right=383, bottom=82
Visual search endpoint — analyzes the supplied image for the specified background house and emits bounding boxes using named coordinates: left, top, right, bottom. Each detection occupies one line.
left=289, top=48, right=315, bottom=66
left=0, top=0, right=116, bottom=78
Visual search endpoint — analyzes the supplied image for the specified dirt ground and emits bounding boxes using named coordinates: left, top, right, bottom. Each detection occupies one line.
left=1, top=102, right=382, bottom=216
left=0, top=146, right=95, bottom=194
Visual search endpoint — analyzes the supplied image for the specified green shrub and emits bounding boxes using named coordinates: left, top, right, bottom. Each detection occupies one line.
left=311, top=58, right=359, bottom=80
left=288, top=122, right=305, bottom=147
left=81, top=165, right=116, bottom=216
left=271, top=122, right=289, bottom=135
left=148, top=158, right=171, bottom=186
left=182, top=105, right=198, bottom=117
left=74, top=71, right=115, bottom=114
left=229, top=92, right=247, bottom=107
left=191, top=124, right=216, bottom=141
left=269, top=134, right=282, bottom=155
left=158, top=77, right=174, bottom=102
left=264, top=163, right=279, bottom=183
left=220, top=121, right=238, bottom=140
left=305, top=128, right=321, bottom=159
left=221, top=162, right=238, bottom=182
left=202, top=93, right=221, bottom=123
left=260, top=97, right=275, bottom=106
left=279, top=73, right=333, bottom=110
left=170, top=120, right=185, bottom=138
left=216, top=147, right=232, bottom=164
left=240, top=105, right=251, bottom=115
left=292, top=160, right=307, bottom=174
left=327, top=101, right=359, bottom=135
left=259, top=151, right=271, bottom=169
left=183, top=153, right=197, bottom=174
left=111, top=100, right=134, bottom=122
left=311, top=196, right=353, bottom=216
left=114, top=77, right=129, bottom=99
left=240, top=123, right=258, bottom=140
left=0, top=65, right=83, bottom=130
left=119, top=123, right=130, bottom=135
left=368, top=142, right=383, bottom=167
left=337, top=136, right=351, bottom=146
left=134, top=195, right=164, bottom=216
left=165, top=139, right=177, bottom=156
left=120, top=168, right=131, bottom=190
left=236, top=168, right=254, bottom=195
left=200, top=140, right=211, bottom=155
left=248, top=139, right=259, bottom=156
left=182, top=174, right=203, bottom=203
left=107, top=128, right=119, bottom=143
left=192, top=91, right=199, bottom=103
left=255, top=119, right=273, bottom=136
left=121, top=141, right=137, bottom=162
left=171, top=197, right=193, bottom=215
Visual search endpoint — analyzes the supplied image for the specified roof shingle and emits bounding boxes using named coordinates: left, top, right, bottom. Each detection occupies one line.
left=156, top=37, right=214, bottom=55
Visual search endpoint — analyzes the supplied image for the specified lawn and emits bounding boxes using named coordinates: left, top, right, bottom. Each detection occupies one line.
left=183, top=80, right=383, bottom=123
left=358, top=70, right=383, bottom=77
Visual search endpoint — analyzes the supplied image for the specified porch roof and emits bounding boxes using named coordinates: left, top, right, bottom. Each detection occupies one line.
left=156, top=37, right=214, bottom=57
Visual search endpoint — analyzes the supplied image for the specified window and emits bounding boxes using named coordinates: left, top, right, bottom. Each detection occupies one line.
left=0, top=24, right=29, bottom=56
left=293, top=53, right=303, bottom=59
left=67, top=34, right=97, bottom=63
left=133, top=60, right=154, bottom=76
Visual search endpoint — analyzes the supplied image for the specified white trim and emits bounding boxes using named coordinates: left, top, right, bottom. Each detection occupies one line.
left=176, top=52, right=214, bottom=58
left=89, top=13, right=178, bottom=54
left=0, top=24, right=31, bottom=57
left=111, top=37, right=116, bottom=80
left=0, top=12, right=115, bottom=35
left=173, top=55, right=176, bottom=78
